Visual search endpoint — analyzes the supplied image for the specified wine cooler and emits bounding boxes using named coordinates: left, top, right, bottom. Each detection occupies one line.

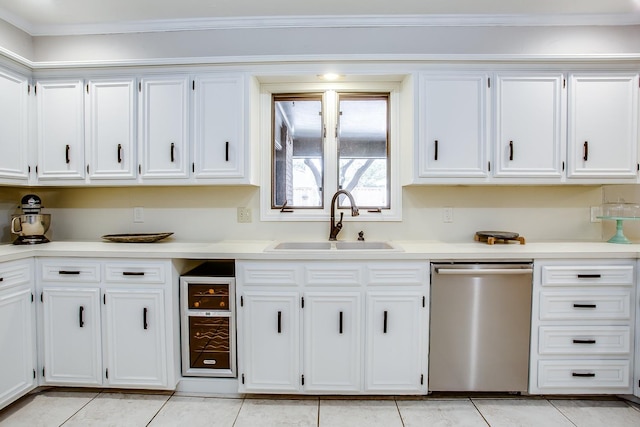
left=180, top=261, right=236, bottom=378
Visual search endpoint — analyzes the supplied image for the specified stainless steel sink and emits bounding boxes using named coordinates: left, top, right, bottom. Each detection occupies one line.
left=335, top=241, right=396, bottom=250
left=270, top=242, right=332, bottom=250
left=266, top=241, right=402, bottom=251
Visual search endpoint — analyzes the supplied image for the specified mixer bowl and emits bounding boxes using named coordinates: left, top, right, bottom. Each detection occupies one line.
left=11, top=214, right=51, bottom=237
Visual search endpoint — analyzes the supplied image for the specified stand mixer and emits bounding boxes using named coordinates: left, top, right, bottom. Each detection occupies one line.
left=11, top=194, right=51, bottom=244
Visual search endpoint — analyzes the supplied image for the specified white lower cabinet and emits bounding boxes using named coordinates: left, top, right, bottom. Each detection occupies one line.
left=37, top=258, right=178, bottom=390
left=530, top=260, right=636, bottom=394
left=103, top=288, right=167, bottom=387
left=0, top=259, right=36, bottom=410
left=240, top=291, right=300, bottom=392
left=237, top=261, right=428, bottom=395
left=42, top=287, right=102, bottom=385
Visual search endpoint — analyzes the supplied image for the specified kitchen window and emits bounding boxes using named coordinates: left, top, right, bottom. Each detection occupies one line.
left=261, top=80, right=402, bottom=222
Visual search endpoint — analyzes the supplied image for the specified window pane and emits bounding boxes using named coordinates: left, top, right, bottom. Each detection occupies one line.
left=338, top=95, right=389, bottom=209
left=272, top=95, right=323, bottom=208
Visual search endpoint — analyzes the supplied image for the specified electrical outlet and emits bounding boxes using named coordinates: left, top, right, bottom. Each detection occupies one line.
left=590, top=206, right=602, bottom=223
left=237, top=207, right=252, bottom=223
left=133, top=207, right=144, bottom=223
left=443, top=207, right=454, bottom=223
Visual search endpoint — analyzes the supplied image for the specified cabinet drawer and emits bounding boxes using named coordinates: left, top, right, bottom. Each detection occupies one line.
left=0, top=259, right=31, bottom=290
left=304, top=263, right=362, bottom=287
left=40, top=259, right=101, bottom=283
left=538, top=360, right=631, bottom=390
left=540, top=265, right=633, bottom=287
left=366, top=262, right=427, bottom=287
left=538, top=326, right=631, bottom=355
left=539, top=291, right=631, bottom=320
left=104, top=261, right=167, bottom=284
left=238, top=262, right=301, bottom=287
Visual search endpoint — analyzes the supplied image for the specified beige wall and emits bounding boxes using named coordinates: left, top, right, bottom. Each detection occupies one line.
left=0, top=185, right=604, bottom=244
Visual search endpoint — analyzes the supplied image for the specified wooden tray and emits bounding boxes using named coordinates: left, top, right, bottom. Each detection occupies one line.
left=101, top=232, right=173, bottom=243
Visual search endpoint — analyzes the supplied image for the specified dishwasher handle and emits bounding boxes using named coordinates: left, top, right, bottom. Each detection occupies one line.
left=435, top=267, right=533, bottom=275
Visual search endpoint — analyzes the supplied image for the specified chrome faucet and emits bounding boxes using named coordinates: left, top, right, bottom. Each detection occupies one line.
left=329, top=189, right=359, bottom=241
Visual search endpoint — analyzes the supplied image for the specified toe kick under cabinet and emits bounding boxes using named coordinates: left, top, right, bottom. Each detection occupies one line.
left=36, top=258, right=180, bottom=390
left=236, top=260, right=429, bottom=395
left=530, top=260, right=636, bottom=394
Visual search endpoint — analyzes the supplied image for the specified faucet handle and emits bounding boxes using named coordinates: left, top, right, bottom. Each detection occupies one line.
left=358, top=231, right=365, bottom=241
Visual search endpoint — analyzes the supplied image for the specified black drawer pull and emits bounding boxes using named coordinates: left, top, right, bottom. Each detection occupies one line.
left=58, top=270, right=81, bottom=275
left=277, top=311, right=282, bottom=334
left=339, top=311, right=343, bottom=334
left=572, top=372, right=596, bottom=378
left=573, top=303, right=597, bottom=309
left=79, top=306, right=85, bottom=328
left=573, top=339, right=596, bottom=344
left=143, top=307, right=148, bottom=330
left=383, top=310, right=388, bottom=334
left=122, top=272, right=145, bottom=276
left=577, top=274, right=601, bottom=279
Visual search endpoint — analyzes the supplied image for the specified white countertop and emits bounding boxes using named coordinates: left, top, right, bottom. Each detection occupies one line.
left=0, top=239, right=638, bottom=262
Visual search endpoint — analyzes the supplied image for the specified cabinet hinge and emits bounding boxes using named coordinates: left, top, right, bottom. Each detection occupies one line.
left=27, top=84, right=31, bottom=95
left=33, top=369, right=36, bottom=379
left=487, top=77, right=490, bottom=88
left=301, top=297, right=304, bottom=308
left=28, top=165, right=31, bottom=173
left=241, top=373, right=245, bottom=384
left=106, top=368, right=109, bottom=379
left=240, top=296, right=243, bottom=307
left=31, top=293, right=34, bottom=303
left=420, top=374, right=424, bottom=385
left=138, top=82, right=142, bottom=92
left=86, top=84, right=89, bottom=94
left=563, top=79, right=566, bottom=89
left=637, top=163, right=639, bottom=172
left=103, top=294, right=106, bottom=304
left=422, top=296, right=425, bottom=307
left=301, top=374, right=305, bottom=386
left=34, top=84, right=37, bottom=95
left=87, top=164, right=90, bottom=174
left=40, top=292, right=43, bottom=303
left=35, top=165, right=38, bottom=175
left=192, top=80, right=195, bottom=90
left=562, top=161, right=565, bottom=171
left=487, top=161, right=491, bottom=172
left=192, top=163, right=195, bottom=173
left=42, top=367, right=45, bottom=377
left=138, top=164, right=142, bottom=174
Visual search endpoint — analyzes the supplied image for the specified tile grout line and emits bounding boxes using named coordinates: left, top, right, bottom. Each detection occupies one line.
left=231, top=396, right=246, bottom=427
left=59, top=389, right=104, bottom=426
left=469, top=397, right=493, bottom=427
left=393, top=398, right=406, bottom=427
left=145, top=391, right=175, bottom=427
left=547, top=398, right=579, bottom=427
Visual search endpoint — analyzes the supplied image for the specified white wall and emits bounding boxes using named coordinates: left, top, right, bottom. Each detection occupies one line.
left=0, top=19, right=32, bottom=61
left=29, top=25, right=640, bottom=64
left=0, top=185, right=603, bottom=244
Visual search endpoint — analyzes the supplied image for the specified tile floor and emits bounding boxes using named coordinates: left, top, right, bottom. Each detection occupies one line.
left=0, top=389, right=639, bottom=427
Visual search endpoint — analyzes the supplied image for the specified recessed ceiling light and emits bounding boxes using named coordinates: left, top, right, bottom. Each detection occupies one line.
left=318, top=73, right=343, bottom=81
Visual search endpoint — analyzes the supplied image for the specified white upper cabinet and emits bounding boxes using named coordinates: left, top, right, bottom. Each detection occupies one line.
left=417, top=73, right=489, bottom=179
left=86, top=79, right=137, bottom=180
left=193, top=74, right=245, bottom=180
left=494, top=73, right=565, bottom=179
left=0, top=68, right=29, bottom=182
left=36, top=79, right=85, bottom=181
left=139, top=75, right=190, bottom=179
left=567, top=73, right=639, bottom=179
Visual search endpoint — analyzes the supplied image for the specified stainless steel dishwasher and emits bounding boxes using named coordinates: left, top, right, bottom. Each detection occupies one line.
left=429, top=261, right=533, bottom=393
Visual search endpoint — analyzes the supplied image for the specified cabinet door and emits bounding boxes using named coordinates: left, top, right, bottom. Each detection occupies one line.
left=36, top=80, right=85, bottom=180
left=240, top=291, right=300, bottom=393
left=365, top=293, right=425, bottom=393
left=103, top=288, right=168, bottom=388
left=86, top=79, right=137, bottom=180
left=568, top=74, right=639, bottom=178
left=0, top=68, right=29, bottom=181
left=304, top=293, right=361, bottom=392
left=494, top=74, right=565, bottom=178
left=193, top=74, right=245, bottom=179
left=42, top=287, right=102, bottom=385
left=418, top=73, right=489, bottom=178
left=0, top=286, right=36, bottom=409
left=140, top=76, right=190, bottom=179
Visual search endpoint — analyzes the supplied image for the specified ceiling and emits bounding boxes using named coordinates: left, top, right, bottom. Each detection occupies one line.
left=1, top=0, right=640, bottom=35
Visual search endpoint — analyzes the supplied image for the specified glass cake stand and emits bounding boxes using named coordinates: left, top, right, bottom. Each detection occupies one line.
left=597, top=216, right=640, bottom=244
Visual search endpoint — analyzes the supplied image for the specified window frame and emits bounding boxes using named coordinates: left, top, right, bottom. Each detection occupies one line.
left=259, top=80, right=403, bottom=222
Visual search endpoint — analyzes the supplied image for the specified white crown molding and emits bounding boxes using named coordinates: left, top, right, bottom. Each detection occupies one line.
left=3, top=13, right=640, bottom=37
